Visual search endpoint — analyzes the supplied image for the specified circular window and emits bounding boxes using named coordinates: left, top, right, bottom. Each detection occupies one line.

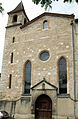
left=40, top=51, right=50, bottom=61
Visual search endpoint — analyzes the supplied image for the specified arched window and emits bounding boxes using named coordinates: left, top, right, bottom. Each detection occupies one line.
left=12, top=15, right=17, bottom=22
left=59, top=57, right=67, bottom=94
left=24, top=61, right=31, bottom=94
left=43, top=20, right=48, bottom=29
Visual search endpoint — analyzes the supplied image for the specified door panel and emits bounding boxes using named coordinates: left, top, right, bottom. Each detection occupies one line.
left=35, top=95, right=52, bottom=119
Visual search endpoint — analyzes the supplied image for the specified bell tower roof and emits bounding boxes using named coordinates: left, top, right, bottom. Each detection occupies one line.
left=7, top=1, right=29, bottom=28
left=8, top=1, right=29, bottom=20
left=8, top=1, right=24, bottom=14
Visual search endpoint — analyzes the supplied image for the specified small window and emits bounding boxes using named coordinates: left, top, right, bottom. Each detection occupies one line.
left=24, top=18, right=26, bottom=24
left=11, top=52, right=13, bottom=63
left=40, top=51, right=50, bottom=61
left=12, top=37, right=15, bottom=43
left=12, top=15, right=17, bottom=22
left=43, top=20, right=48, bottom=29
left=9, top=74, right=12, bottom=89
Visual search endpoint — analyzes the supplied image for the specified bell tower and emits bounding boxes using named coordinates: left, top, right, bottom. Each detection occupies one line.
left=7, top=1, right=29, bottom=27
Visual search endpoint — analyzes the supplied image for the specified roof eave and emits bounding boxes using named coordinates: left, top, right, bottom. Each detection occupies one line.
left=21, top=12, right=74, bottom=29
left=31, top=79, right=58, bottom=90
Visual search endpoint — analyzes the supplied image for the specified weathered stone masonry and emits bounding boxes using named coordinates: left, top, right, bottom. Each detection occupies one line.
left=0, top=2, right=78, bottom=119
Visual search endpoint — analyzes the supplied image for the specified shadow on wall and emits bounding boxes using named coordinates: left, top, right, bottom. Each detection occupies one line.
left=0, top=101, right=16, bottom=118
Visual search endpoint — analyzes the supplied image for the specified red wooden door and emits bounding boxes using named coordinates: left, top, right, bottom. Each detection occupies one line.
left=35, top=95, right=52, bottom=119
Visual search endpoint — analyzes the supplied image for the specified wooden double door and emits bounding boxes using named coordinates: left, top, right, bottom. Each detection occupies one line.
left=35, top=94, right=52, bottom=119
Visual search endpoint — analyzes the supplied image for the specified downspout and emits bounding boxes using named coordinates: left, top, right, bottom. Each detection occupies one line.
left=70, top=20, right=76, bottom=118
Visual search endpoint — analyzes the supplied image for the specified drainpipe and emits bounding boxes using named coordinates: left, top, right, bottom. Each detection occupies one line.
left=70, top=20, right=76, bottom=118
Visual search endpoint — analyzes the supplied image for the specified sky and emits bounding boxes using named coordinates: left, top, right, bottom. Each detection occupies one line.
left=0, top=0, right=78, bottom=72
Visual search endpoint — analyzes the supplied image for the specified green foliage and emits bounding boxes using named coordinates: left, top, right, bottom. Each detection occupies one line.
left=68, top=0, right=78, bottom=2
left=32, top=0, right=53, bottom=10
left=0, top=3, right=4, bottom=13
left=32, top=0, right=78, bottom=10
left=0, top=0, right=78, bottom=12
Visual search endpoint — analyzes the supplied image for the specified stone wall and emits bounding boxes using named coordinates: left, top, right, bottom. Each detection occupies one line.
left=1, top=13, right=78, bottom=118
left=1, top=15, right=74, bottom=99
left=0, top=96, right=74, bottom=119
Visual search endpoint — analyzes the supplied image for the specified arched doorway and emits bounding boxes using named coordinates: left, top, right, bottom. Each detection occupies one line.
left=35, top=94, right=52, bottom=119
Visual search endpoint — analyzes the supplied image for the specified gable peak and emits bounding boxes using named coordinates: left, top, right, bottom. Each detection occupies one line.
left=8, top=1, right=25, bottom=14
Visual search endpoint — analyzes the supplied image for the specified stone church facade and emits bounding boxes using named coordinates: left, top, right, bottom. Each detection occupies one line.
left=0, top=2, right=78, bottom=119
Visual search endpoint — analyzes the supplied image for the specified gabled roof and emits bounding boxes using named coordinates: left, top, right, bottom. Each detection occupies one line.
left=21, top=12, right=74, bottom=29
left=8, top=1, right=29, bottom=21
left=31, top=79, right=57, bottom=90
